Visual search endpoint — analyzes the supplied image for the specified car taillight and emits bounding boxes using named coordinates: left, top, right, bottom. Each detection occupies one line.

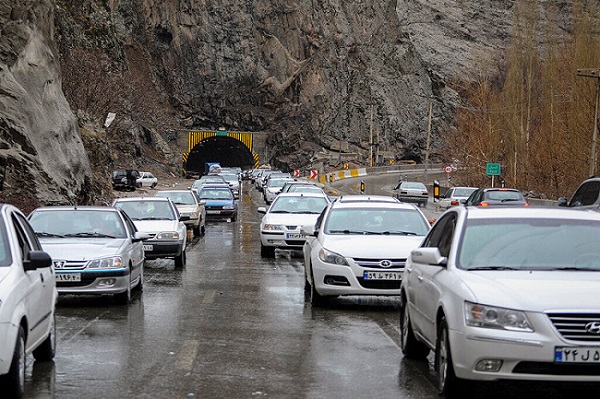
left=523, top=203, right=530, bottom=207
left=451, top=200, right=459, bottom=206
left=479, top=202, right=490, bottom=207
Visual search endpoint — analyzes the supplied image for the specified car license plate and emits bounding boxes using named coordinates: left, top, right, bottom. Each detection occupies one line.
left=207, top=210, right=221, bottom=214
left=555, top=347, right=600, bottom=363
left=285, top=233, right=303, bottom=239
left=363, top=271, right=402, bottom=280
left=56, top=273, right=81, bottom=282
left=143, top=245, right=153, bottom=251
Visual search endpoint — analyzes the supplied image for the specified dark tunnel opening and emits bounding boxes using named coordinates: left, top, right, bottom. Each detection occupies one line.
left=185, top=136, right=255, bottom=174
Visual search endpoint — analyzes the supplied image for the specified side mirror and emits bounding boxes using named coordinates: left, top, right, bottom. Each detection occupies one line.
left=556, top=197, right=568, bottom=207
left=410, top=247, right=447, bottom=266
left=133, top=232, right=151, bottom=242
left=301, top=225, right=318, bottom=237
left=24, top=250, right=52, bottom=271
left=198, top=200, right=206, bottom=205
left=257, top=206, right=267, bottom=214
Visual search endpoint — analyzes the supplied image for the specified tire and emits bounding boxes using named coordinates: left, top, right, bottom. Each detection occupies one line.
left=33, top=314, right=56, bottom=361
left=151, top=182, right=157, bottom=188
left=231, top=213, right=237, bottom=222
left=193, top=224, right=201, bottom=237
left=115, top=280, right=132, bottom=305
left=399, top=297, right=430, bottom=359
left=174, top=248, right=186, bottom=268
left=436, top=317, right=464, bottom=397
left=309, top=270, right=327, bottom=307
left=260, top=244, right=275, bottom=258
left=200, top=224, right=206, bottom=236
left=0, top=326, right=25, bottom=398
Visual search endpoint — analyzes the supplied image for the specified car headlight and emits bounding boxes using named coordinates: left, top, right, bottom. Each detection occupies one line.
left=86, top=256, right=123, bottom=269
left=318, top=248, right=348, bottom=266
left=191, top=211, right=199, bottom=218
left=263, top=224, right=283, bottom=231
left=223, top=206, right=235, bottom=210
left=464, top=301, right=533, bottom=332
left=157, top=231, right=180, bottom=240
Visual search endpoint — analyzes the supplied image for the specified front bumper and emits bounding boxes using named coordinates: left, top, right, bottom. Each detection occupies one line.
left=143, top=239, right=183, bottom=259
left=56, top=268, right=131, bottom=295
left=312, top=257, right=402, bottom=296
left=447, top=313, right=600, bottom=382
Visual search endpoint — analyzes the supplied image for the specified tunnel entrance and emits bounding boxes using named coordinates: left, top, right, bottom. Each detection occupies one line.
left=185, top=136, right=255, bottom=174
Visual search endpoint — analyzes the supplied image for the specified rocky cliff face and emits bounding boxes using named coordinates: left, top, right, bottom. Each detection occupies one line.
left=0, top=0, right=93, bottom=210
left=1, top=0, right=576, bottom=205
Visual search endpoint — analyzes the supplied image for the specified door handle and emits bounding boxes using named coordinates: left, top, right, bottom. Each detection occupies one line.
left=417, top=275, right=423, bottom=282
left=40, top=273, right=44, bottom=283
left=405, top=267, right=412, bottom=273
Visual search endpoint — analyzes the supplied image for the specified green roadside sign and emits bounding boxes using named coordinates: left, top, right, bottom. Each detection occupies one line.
left=486, top=163, right=501, bottom=176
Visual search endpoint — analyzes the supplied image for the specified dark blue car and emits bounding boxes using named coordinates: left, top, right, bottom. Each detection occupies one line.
left=196, top=184, right=238, bottom=222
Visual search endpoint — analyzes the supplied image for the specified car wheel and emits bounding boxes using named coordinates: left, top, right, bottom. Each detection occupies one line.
left=33, top=314, right=56, bottom=361
left=436, top=317, right=464, bottom=397
left=174, top=248, right=186, bottom=268
left=399, top=296, right=429, bottom=359
left=151, top=182, right=157, bottom=188
left=115, top=281, right=132, bottom=305
left=193, top=224, right=201, bottom=237
left=231, top=213, right=237, bottom=222
left=309, top=270, right=327, bottom=307
left=0, top=326, right=25, bottom=398
left=260, top=244, right=275, bottom=258
left=200, top=224, right=206, bottom=236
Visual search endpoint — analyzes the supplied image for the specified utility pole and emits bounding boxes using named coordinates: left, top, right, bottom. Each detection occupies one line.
left=577, top=68, right=600, bottom=177
left=423, top=97, right=433, bottom=182
left=369, top=104, right=374, bottom=167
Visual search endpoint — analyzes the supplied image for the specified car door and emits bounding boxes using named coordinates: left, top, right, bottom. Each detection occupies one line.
left=11, top=210, right=54, bottom=347
left=408, top=212, right=457, bottom=344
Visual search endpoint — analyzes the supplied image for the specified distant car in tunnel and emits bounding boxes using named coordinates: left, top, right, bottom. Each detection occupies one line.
left=191, top=175, right=228, bottom=195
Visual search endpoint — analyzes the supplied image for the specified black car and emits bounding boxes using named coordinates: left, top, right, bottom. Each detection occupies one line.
left=112, top=170, right=140, bottom=191
left=557, top=176, right=600, bottom=210
left=463, top=187, right=529, bottom=206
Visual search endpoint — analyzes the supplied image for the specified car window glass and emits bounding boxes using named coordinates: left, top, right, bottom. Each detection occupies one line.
left=578, top=181, right=600, bottom=206
left=11, top=213, right=32, bottom=261
left=14, top=212, right=42, bottom=250
left=422, top=213, right=455, bottom=248
left=0, top=216, right=11, bottom=266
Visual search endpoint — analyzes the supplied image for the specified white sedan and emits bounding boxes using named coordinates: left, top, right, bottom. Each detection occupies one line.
left=302, top=195, right=431, bottom=307
left=400, top=207, right=600, bottom=396
left=258, top=193, right=330, bottom=257
left=438, top=186, right=477, bottom=209
left=136, top=171, right=158, bottom=188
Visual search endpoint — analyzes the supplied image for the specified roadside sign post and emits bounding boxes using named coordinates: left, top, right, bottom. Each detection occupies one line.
left=443, top=165, right=453, bottom=186
left=486, top=163, right=501, bottom=187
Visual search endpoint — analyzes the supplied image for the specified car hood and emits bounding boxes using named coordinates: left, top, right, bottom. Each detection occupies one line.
left=263, top=213, right=321, bottom=228
left=321, top=235, right=424, bottom=258
left=176, top=205, right=200, bottom=212
left=456, top=270, right=600, bottom=311
left=132, top=219, right=181, bottom=233
left=38, top=238, right=127, bottom=261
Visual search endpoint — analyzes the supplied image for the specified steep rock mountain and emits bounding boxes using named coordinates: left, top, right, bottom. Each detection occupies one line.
left=0, top=0, right=93, bottom=210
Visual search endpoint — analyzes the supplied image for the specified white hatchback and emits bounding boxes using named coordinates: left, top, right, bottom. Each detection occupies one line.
left=400, top=206, right=600, bottom=396
left=258, top=193, right=330, bottom=258
left=0, top=204, right=57, bottom=397
left=302, top=195, right=430, bottom=307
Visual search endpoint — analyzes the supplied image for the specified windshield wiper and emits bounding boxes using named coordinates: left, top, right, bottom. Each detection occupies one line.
left=328, top=229, right=377, bottom=235
left=63, top=232, right=115, bottom=238
left=468, top=266, right=520, bottom=271
left=501, top=198, right=520, bottom=202
left=36, top=232, right=64, bottom=238
left=139, top=217, right=172, bottom=220
left=270, top=210, right=291, bottom=213
left=550, top=267, right=599, bottom=271
left=381, top=231, right=418, bottom=236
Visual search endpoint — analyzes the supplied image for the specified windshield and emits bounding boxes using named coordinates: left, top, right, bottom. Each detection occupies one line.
left=324, top=207, right=430, bottom=236
left=29, top=209, right=127, bottom=238
left=199, top=188, right=233, bottom=200
left=220, top=174, right=238, bottom=184
left=269, top=196, right=328, bottom=214
left=459, top=218, right=600, bottom=271
left=268, top=179, right=292, bottom=188
left=114, top=201, right=176, bottom=221
left=155, top=191, right=197, bottom=205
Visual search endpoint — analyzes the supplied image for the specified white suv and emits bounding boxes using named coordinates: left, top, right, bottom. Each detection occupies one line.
left=401, top=206, right=600, bottom=396
left=302, top=195, right=430, bottom=307
left=0, top=204, right=57, bottom=397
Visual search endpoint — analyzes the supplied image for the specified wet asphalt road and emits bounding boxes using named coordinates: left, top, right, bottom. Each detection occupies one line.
left=23, top=175, right=593, bottom=398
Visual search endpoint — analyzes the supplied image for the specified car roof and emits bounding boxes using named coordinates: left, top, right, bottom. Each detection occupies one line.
left=113, top=196, right=171, bottom=202
left=335, top=195, right=399, bottom=204
left=31, top=205, right=118, bottom=212
left=275, top=192, right=329, bottom=199
left=154, top=190, right=193, bottom=194
left=461, top=206, right=600, bottom=221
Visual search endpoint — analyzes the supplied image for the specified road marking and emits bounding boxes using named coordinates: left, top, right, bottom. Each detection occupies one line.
left=175, top=339, right=200, bottom=371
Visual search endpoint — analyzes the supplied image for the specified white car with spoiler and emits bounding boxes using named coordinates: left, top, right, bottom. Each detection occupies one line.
left=301, top=195, right=430, bottom=307
left=400, top=206, right=600, bottom=396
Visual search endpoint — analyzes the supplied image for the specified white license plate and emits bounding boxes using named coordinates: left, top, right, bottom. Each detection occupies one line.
left=285, top=233, right=303, bottom=239
left=143, top=245, right=153, bottom=251
left=207, top=210, right=221, bottom=214
left=555, top=347, right=600, bottom=363
left=56, top=273, right=81, bottom=282
left=363, top=271, right=402, bottom=280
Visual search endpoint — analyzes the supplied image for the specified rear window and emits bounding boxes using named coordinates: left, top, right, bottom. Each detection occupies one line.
left=486, top=191, right=522, bottom=201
